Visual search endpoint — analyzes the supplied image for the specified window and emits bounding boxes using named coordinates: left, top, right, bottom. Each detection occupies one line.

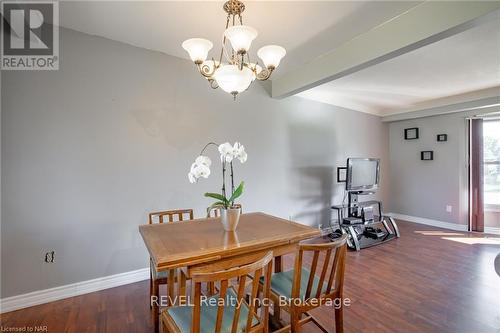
left=483, top=120, right=500, bottom=210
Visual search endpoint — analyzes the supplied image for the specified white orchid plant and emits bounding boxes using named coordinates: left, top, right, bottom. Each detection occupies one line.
left=188, top=142, right=247, bottom=211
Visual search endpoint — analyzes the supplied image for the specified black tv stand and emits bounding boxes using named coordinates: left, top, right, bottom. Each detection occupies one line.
left=331, top=196, right=400, bottom=251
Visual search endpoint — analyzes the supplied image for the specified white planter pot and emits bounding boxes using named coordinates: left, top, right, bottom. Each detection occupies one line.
left=220, top=207, right=241, bottom=232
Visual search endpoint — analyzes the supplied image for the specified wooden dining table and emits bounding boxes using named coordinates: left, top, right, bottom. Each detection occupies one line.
left=139, top=212, right=320, bottom=333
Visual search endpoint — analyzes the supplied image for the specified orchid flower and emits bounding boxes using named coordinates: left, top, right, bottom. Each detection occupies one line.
left=195, top=155, right=211, bottom=167
left=193, top=164, right=210, bottom=178
left=187, top=155, right=211, bottom=183
left=232, top=142, right=247, bottom=163
left=238, top=150, right=247, bottom=163
left=188, top=172, right=196, bottom=184
left=188, top=141, right=247, bottom=210
left=218, top=142, right=234, bottom=162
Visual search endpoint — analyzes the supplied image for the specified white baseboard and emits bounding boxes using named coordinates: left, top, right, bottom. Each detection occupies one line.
left=485, top=226, right=500, bottom=234
left=387, top=212, right=468, bottom=231
left=0, top=267, right=149, bottom=314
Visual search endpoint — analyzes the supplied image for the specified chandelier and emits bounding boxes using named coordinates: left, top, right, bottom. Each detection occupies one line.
left=181, top=0, right=286, bottom=99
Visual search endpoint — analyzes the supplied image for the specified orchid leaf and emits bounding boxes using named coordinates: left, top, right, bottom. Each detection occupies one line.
left=204, top=192, right=227, bottom=202
left=229, top=181, right=244, bottom=204
left=209, top=201, right=226, bottom=209
left=206, top=201, right=227, bottom=217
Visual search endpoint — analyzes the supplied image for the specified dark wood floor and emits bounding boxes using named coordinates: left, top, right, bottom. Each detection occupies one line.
left=1, top=220, right=500, bottom=333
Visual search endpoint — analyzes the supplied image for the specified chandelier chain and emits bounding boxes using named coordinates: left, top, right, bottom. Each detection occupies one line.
left=218, top=14, right=231, bottom=66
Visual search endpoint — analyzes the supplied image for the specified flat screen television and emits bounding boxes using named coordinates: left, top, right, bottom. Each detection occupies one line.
left=346, top=158, right=380, bottom=192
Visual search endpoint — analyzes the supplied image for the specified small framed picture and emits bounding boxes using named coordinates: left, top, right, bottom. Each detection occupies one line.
left=337, top=167, right=347, bottom=183
left=404, top=127, right=419, bottom=140
left=437, top=134, right=447, bottom=142
left=421, top=151, right=434, bottom=161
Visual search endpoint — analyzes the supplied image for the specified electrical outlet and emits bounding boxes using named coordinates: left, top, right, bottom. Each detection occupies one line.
left=446, top=205, right=452, bottom=213
left=44, top=251, right=55, bottom=263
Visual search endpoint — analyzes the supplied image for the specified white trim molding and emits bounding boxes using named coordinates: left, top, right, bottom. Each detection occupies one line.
left=0, top=267, right=149, bottom=314
left=387, top=213, right=468, bottom=231
left=381, top=92, right=500, bottom=122
left=485, top=227, right=500, bottom=235
left=485, top=204, right=500, bottom=213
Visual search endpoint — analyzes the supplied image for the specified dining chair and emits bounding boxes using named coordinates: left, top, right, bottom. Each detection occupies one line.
left=162, top=251, right=274, bottom=333
left=149, top=209, right=194, bottom=224
left=260, top=235, right=348, bottom=333
left=148, top=209, right=194, bottom=310
left=206, top=203, right=242, bottom=217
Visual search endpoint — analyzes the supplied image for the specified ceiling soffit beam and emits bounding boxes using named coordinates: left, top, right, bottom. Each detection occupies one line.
left=381, top=87, right=500, bottom=121
left=271, top=1, right=500, bottom=99
left=382, top=95, right=500, bottom=122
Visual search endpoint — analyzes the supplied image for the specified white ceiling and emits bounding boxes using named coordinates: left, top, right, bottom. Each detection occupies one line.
left=58, top=1, right=500, bottom=116
left=297, top=17, right=500, bottom=116
left=59, top=1, right=419, bottom=78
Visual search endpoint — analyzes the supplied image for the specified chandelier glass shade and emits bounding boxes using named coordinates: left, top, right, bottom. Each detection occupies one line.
left=181, top=0, right=286, bottom=99
left=181, top=38, right=213, bottom=64
left=257, top=45, right=287, bottom=69
left=224, top=25, right=258, bottom=54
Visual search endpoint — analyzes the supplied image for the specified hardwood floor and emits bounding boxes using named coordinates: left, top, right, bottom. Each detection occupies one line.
left=1, top=220, right=500, bottom=333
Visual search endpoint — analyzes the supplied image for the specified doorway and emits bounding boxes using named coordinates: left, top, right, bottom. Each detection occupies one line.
left=483, top=120, right=500, bottom=231
left=470, top=118, right=500, bottom=232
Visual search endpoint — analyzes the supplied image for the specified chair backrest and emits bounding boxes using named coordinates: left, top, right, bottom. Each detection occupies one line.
left=148, top=209, right=194, bottom=224
left=291, top=235, right=347, bottom=303
left=190, top=251, right=273, bottom=333
left=206, top=204, right=242, bottom=218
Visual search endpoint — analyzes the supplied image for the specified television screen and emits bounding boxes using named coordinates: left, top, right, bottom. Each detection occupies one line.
left=346, top=158, right=380, bottom=191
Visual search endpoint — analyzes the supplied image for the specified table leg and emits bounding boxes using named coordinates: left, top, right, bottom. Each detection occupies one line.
left=153, top=280, right=160, bottom=333
left=168, top=269, right=175, bottom=306
left=273, top=255, right=283, bottom=323
left=177, top=269, right=186, bottom=303
left=274, top=255, right=283, bottom=273
left=272, top=300, right=281, bottom=322
left=149, top=265, right=153, bottom=309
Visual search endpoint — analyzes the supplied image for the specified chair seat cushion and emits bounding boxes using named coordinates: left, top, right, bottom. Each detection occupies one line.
left=260, top=268, right=328, bottom=300
left=166, top=287, right=259, bottom=333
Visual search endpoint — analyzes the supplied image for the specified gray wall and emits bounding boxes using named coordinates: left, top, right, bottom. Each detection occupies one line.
left=1, top=28, right=389, bottom=298
left=388, top=113, right=469, bottom=225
